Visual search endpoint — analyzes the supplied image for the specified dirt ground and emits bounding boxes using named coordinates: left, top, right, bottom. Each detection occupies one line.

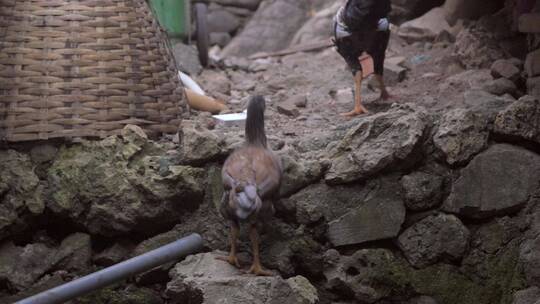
left=190, top=31, right=494, bottom=146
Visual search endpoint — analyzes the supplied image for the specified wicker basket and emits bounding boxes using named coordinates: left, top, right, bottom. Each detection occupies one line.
left=0, top=0, right=186, bottom=142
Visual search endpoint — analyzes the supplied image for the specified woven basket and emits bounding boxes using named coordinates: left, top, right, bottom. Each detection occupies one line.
left=0, top=0, right=186, bottom=142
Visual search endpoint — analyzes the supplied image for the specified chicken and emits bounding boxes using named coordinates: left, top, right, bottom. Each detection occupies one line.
left=217, top=95, right=282, bottom=276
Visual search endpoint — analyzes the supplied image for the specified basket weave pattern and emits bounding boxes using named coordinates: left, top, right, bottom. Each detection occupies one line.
left=0, top=0, right=185, bottom=142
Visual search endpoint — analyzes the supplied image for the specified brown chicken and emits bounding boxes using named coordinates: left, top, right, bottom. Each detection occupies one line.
left=217, top=95, right=282, bottom=276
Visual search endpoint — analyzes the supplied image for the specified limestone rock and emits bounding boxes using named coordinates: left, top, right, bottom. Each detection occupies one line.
left=494, top=96, right=540, bottom=144
left=278, top=148, right=324, bottom=197
left=207, top=9, right=241, bottom=34
left=53, top=233, right=92, bottom=274
left=401, top=172, right=444, bottom=211
left=444, top=0, right=503, bottom=25
left=325, top=104, right=428, bottom=184
left=221, top=0, right=310, bottom=57
left=212, top=0, right=262, bottom=10
left=0, top=241, right=57, bottom=291
left=513, top=287, right=540, bottom=304
left=462, top=90, right=514, bottom=121
left=528, top=76, right=540, bottom=98
left=0, top=150, right=44, bottom=241
left=443, top=144, right=540, bottom=219
left=47, top=129, right=205, bottom=237
left=398, top=7, right=454, bottom=43
left=520, top=235, right=540, bottom=287
left=454, top=26, right=506, bottom=69
left=327, top=194, right=406, bottom=247
left=172, top=42, right=203, bottom=76
left=433, top=108, right=489, bottom=166
left=410, top=296, right=439, bottom=304
left=290, top=1, right=340, bottom=45
left=397, top=214, right=470, bottom=267
left=526, top=49, right=540, bottom=78
left=483, top=78, right=518, bottom=97
left=491, top=59, right=521, bottom=83
left=30, top=144, right=58, bottom=164
left=93, top=242, right=134, bottom=267
left=178, top=124, right=225, bottom=165
left=277, top=100, right=301, bottom=118
left=166, top=252, right=318, bottom=304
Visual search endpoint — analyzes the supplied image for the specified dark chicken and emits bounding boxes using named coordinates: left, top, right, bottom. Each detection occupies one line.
left=218, top=96, right=282, bottom=276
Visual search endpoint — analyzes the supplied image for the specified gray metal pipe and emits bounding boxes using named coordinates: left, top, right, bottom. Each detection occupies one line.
left=15, top=233, right=203, bottom=304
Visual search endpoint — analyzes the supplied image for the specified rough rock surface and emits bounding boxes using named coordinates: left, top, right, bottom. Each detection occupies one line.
left=327, top=188, right=406, bottom=247
left=443, top=144, right=540, bottom=219
left=433, top=108, right=489, bottom=166
left=177, top=124, right=226, bottom=165
left=401, top=171, right=444, bottom=211
left=483, top=78, right=518, bottom=97
left=513, top=287, right=540, bottom=304
left=0, top=242, right=57, bottom=291
left=325, top=104, right=428, bottom=184
left=520, top=235, right=540, bottom=287
left=221, top=0, right=309, bottom=57
left=166, top=252, right=318, bottom=304
left=0, top=150, right=44, bottom=241
left=454, top=26, right=506, bottom=69
left=54, top=233, right=92, bottom=274
left=290, top=1, right=340, bottom=45
left=398, top=7, right=454, bottom=42
left=494, top=96, right=540, bottom=145
left=397, top=214, right=470, bottom=267
left=46, top=126, right=205, bottom=236
left=278, top=148, right=324, bottom=197
left=491, top=59, right=522, bottom=83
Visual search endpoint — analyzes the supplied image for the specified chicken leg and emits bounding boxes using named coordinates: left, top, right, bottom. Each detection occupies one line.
left=247, top=224, right=273, bottom=276
left=216, top=222, right=242, bottom=268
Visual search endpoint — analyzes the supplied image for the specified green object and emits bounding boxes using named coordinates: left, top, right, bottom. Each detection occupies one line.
left=149, top=0, right=191, bottom=38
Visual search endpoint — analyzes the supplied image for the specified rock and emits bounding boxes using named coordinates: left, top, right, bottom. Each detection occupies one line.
left=277, top=101, right=301, bottom=118
left=221, top=0, right=309, bottom=57
left=172, top=42, right=203, bottom=76
left=462, top=90, right=514, bottom=120
left=30, top=144, right=58, bottom=164
left=0, top=241, right=57, bottom=291
left=494, top=96, right=540, bottom=144
left=324, top=246, right=525, bottom=303
left=443, top=144, right=540, bottom=219
left=76, top=286, right=163, bottom=304
left=513, top=287, right=540, bottom=304
left=491, top=59, right=521, bottom=83
left=197, top=69, right=231, bottom=96
left=278, top=148, right=324, bottom=197
left=409, top=296, right=439, bottom=304
left=207, top=9, right=241, bottom=34
left=397, top=214, right=470, bottom=267
left=47, top=131, right=205, bottom=237
left=444, top=0, right=503, bottom=25
left=528, top=76, right=540, bottom=98
left=520, top=235, right=540, bottom=287
left=432, top=108, right=489, bottom=166
left=288, top=94, right=307, bottom=108
left=526, top=49, right=540, bottom=78
left=290, top=1, right=340, bottom=45
left=0, top=271, right=67, bottom=303
left=327, top=193, right=406, bottom=247
left=384, top=63, right=407, bottom=86
left=454, top=26, right=506, bottom=69
left=166, top=252, right=318, bottom=304
left=280, top=182, right=375, bottom=225
left=212, top=0, right=262, bottom=10
left=210, top=32, right=232, bottom=47
left=53, top=233, right=92, bottom=274
left=398, top=7, right=455, bottom=43
left=178, top=124, right=225, bottom=165
left=483, top=78, right=518, bottom=96
left=0, top=150, right=44, bottom=241
left=401, top=172, right=444, bottom=211
left=93, top=242, right=134, bottom=267
left=325, top=104, right=428, bottom=184
left=519, top=13, right=540, bottom=33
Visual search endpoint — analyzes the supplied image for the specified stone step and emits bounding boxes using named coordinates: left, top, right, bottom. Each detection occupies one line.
left=519, top=13, right=540, bottom=33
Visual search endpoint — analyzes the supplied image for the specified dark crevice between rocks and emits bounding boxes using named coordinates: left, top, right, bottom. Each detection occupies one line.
left=490, top=134, right=540, bottom=156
